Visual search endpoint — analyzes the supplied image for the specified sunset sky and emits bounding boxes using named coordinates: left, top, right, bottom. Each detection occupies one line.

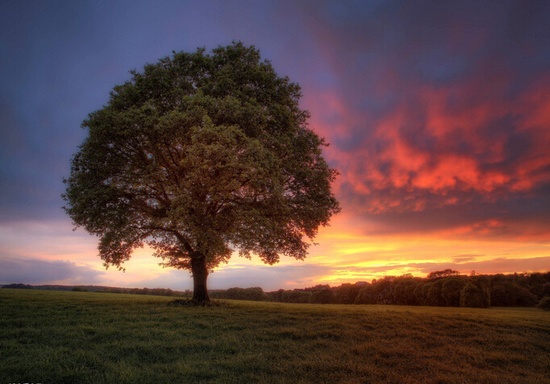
left=1, top=0, right=549, bottom=291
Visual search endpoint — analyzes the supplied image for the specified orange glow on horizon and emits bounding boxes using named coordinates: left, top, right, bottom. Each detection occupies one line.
left=301, top=211, right=550, bottom=286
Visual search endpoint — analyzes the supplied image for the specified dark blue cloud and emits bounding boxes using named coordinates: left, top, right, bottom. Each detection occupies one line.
left=291, top=0, right=550, bottom=239
left=0, top=257, right=104, bottom=285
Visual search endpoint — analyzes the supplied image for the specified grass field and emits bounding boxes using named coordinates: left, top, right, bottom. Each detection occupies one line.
left=1, top=289, right=549, bottom=383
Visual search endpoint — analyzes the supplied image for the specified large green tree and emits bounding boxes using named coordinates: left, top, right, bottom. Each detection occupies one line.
left=63, top=42, right=340, bottom=303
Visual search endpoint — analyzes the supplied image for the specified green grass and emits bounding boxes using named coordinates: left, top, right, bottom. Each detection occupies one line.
left=1, top=289, right=549, bottom=383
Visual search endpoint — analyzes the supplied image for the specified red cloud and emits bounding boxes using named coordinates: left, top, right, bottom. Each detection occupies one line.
left=294, top=1, right=550, bottom=243
left=309, top=73, right=550, bottom=216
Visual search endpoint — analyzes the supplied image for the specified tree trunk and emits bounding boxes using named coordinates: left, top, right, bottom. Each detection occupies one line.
left=191, top=252, right=209, bottom=304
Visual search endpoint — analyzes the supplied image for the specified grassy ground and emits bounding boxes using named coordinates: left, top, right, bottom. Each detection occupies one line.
left=1, top=289, right=549, bottom=383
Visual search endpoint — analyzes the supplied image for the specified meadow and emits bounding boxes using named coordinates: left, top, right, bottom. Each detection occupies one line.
left=1, top=289, right=549, bottom=383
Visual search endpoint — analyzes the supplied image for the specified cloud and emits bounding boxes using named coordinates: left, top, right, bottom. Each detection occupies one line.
left=292, top=0, right=550, bottom=240
left=0, top=257, right=104, bottom=286
left=320, top=256, right=550, bottom=283
left=407, top=256, right=550, bottom=275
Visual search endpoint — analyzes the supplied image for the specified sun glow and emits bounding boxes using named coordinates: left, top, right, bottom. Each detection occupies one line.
left=300, top=215, right=550, bottom=287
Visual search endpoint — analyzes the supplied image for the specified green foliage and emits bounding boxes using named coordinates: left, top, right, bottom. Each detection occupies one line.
left=309, top=288, right=334, bottom=304
left=261, top=272, right=550, bottom=308
left=426, top=280, right=444, bottom=306
left=281, top=289, right=311, bottom=303
left=427, top=269, right=460, bottom=279
left=537, top=296, right=550, bottom=310
left=63, top=42, right=339, bottom=298
left=460, top=283, right=489, bottom=308
left=2, top=289, right=550, bottom=384
left=210, top=287, right=266, bottom=301
left=355, top=284, right=377, bottom=304
left=332, top=283, right=361, bottom=304
left=441, top=277, right=467, bottom=307
left=491, top=281, right=538, bottom=306
left=392, top=277, right=420, bottom=305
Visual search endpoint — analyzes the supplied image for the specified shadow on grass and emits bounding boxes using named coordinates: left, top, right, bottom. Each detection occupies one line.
left=167, top=298, right=228, bottom=307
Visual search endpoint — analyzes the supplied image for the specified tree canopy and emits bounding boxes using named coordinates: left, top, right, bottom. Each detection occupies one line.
left=63, top=42, right=340, bottom=302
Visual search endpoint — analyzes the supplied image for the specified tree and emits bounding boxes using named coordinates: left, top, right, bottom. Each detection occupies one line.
left=372, top=277, right=396, bottom=304
left=537, top=296, right=550, bottom=311
left=393, top=276, right=421, bottom=306
left=355, top=284, right=377, bottom=304
left=441, top=277, right=466, bottom=307
left=427, top=269, right=460, bottom=280
left=460, top=283, right=489, bottom=308
left=426, top=280, right=444, bottom=306
left=333, top=283, right=361, bottom=304
left=281, top=290, right=311, bottom=303
left=309, top=287, right=334, bottom=304
left=63, top=42, right=340, bottom=303
left=218, top=287, right=266, bottom=301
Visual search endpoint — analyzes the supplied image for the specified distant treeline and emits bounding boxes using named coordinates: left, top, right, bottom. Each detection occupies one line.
left=1, top=284, right=189, bottom=298
left=3, top=270, right=550, bottom=309
left=211, top=270, right=550, bottom=309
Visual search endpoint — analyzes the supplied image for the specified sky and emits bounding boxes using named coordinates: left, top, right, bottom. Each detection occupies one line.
left=1, top=0, right=549, bottom=291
